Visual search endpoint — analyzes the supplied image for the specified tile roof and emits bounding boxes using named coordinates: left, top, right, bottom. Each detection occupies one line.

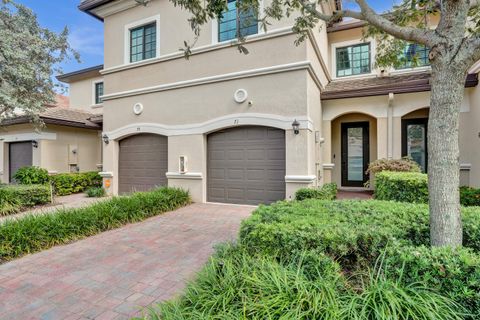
left=322, top=71, right=479, bottom=100
left=2, top=105, right=102, bottom=130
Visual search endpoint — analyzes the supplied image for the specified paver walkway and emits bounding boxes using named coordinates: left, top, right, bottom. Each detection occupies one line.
left=0, top=193, right=110, bottom=224
left=337, top=190, right=373, bottom=200
left=0, top=203, right=254, bottom=320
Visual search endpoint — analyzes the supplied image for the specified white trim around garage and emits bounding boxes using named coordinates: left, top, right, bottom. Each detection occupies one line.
left=105, top=113, right=314, bottom=140
left=166, top=172, right=203, bottom=180
left=285, top=175, right=317, bottom=183
left=0, top=132, right=57, bottom=142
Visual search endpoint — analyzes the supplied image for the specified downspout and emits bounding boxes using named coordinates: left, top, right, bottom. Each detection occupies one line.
left=387, top=93, right=394, bottom=159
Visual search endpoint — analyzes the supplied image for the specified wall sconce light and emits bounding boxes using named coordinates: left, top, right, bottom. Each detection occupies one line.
left=32, top=140, right=38, bottom=148
left=292, top=119, right=300, bottom=135
left=102, top=134, right=110, bottom=144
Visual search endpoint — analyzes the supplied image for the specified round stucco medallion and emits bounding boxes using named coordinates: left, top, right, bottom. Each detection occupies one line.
left=234, top=89, right=248, bottom=103
left=133, top=103, right=144, bottom=115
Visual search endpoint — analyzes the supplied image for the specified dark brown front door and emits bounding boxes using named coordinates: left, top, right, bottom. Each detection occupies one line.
left=207, top=126, right=286, bottom=205
left=118, top=134, right=168, bottom=194
left=9, top=141, right=33, bottom=183
left=402, top=118, right=428, bottom=172
left=341, top=122, right=369, bottom=187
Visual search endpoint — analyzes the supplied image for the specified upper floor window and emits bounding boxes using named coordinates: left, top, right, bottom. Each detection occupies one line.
left=130, top=22, right=156, bottom=63
left=218, top=0, right=258, bottom=42
left=397, top=43, right=430, bottom=69
left=336, top=43, right=371, bottom=77
left=95, top=82, right=104, bottom=105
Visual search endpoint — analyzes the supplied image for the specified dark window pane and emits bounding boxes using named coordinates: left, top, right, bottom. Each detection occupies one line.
left=218, top=0, right=257, bottom=42
left=398, top=43, right=430, bottom=69
left=336, top=43, right=370, bottom=77
left=130, top=22, right=156, bottom=63
left=95, top=82, right=104, bottom=104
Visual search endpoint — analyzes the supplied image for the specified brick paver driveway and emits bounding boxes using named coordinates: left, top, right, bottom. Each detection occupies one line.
left=0, top=203, right=253, bottom=320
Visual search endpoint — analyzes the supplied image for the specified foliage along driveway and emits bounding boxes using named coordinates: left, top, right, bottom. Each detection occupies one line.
left=0, top=203, right=253, bottom=320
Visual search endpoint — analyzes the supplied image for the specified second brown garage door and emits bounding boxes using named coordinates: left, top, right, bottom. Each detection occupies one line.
left=118, top=134, right=168, bottom=194
left=207, top=126, right=286, bottom=205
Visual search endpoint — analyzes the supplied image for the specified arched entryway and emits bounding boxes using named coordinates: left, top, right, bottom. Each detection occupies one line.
left=118, top=133, right=168, bottom=194
left=207, top=126, right=286, bottom=205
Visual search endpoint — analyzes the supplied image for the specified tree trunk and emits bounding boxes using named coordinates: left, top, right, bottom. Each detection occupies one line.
left=428, top=64, right=465, bottom=247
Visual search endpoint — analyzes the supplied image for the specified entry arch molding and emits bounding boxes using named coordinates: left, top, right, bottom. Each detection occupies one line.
left=106, top=113, right=314, bottom=140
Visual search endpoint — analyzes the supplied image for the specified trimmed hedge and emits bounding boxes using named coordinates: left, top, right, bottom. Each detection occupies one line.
left=0, top=187, right=190, bottom=262
left=236, top=200, right=480, bottom=318
left=295, top=183, right=337, bottom=201
left=374, top=171, right=428, bottom=203
left=0, top=185, right=51, bottom=216
left=460, top=186, right=480, bottom=207
left=50, top=171, right=102, bottom=196
left=366, top=157, right=421, bottom=175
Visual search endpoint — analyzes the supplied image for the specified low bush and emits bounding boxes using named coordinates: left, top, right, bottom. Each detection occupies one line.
left=0, top=185, right=51, bottom=216
left=0, top=187, right=190, bottom=262
left=366, top=157, right=421, bottom=175
left=50, top=171, right=102, bottom=196
left=374, top=171, right=428, bottom=203
left=146, top=244, right=464, bottom=320
left=384, top=245, right=480, bottom=318
left=12, top=166, right=50, bottom=185
left=460, top=186, right=480, bottom=207
left=295, top=183, right=337, bottom=201
left=86, top=187, right=106, bottom=198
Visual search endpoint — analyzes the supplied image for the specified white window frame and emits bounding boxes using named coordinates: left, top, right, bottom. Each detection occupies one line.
left=92, top=79, right=105, bottom=107
left=331, top=39, right=376, bottom=80
left=211, top=0, right=264, bottom=45
left=124, top=15, right=161, bottom=65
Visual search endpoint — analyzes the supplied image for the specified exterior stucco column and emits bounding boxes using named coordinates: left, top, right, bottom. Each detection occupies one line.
left=166, top=134, right=206, bottom=203
left=100, top=139, right=118, bottom=195
left=285, top=128, right=316, bottom=199
left=376, top=118, right=389, bottom=160
left=321, top=119, right=333, bottom=183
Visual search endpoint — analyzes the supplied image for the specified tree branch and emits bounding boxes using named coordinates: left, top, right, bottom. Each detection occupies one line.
left=299, top=0, right=438, bottom=47
left=459, top=35, right=480, bottom=68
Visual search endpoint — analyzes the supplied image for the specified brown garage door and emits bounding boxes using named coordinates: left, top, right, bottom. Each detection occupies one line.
left=9, top=141, right=33, bottom=183
left=207, top=126, right=286, bottom=205
left=118, top=134, right=168, bottom=194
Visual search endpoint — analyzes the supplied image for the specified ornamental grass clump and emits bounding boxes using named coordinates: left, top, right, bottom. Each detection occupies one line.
left=0, top=187, right=190, bottom=262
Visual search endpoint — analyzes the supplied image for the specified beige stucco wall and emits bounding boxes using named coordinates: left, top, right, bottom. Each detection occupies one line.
left=0, top=124, right=101, bottom=183
left=69, top=76, right=104, bottom=114
left=101, top=69, right=320, bottom=200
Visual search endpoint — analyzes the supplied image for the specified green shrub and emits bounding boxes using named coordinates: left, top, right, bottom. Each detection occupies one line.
left=50, top=171, right=102, bottom=196
left=0, top=187, right=190, bottom=262
left=12, top=166, right=50, bottom=185
left=366, top=157, right=421, bottom=175
left=460, top=186, right=480, bottom=207
left=86, top=187, right=106, bottom=198
left=295, top=183, right=337, bottom=201
left=374, top=171, right=428, bottom=203
left=145, top=244, right=463, bottom=320
left=0, top=184, right=51, bottom=215
left=384, top=245, right=480, bottom=319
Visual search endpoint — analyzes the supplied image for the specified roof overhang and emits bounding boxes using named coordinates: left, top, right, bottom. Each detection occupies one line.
left=56, top=65, right=104, bottom=84
left=1, top=116, right=102, bottom=130
left=78, top=0, right=139, bottom=21
left=321, top=73, right=478, bottom=100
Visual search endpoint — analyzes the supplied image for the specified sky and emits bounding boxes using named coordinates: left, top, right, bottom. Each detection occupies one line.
left=14, top=0, right=396, bottom=75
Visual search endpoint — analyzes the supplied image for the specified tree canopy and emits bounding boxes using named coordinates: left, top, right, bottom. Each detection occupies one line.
left=0, top=0, right=77, bottom=121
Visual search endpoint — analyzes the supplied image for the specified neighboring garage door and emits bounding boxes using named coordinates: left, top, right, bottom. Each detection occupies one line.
left=118, top=134, right=168, bottom=194
left=207, top=126, right=286, bottom=205
left=9, top=141, right=33, bottom=183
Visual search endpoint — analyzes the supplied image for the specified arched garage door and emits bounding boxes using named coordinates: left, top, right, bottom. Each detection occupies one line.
left=118, top=134, right=168, bottom=194
left=207, top=126, right=286, bottom=205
